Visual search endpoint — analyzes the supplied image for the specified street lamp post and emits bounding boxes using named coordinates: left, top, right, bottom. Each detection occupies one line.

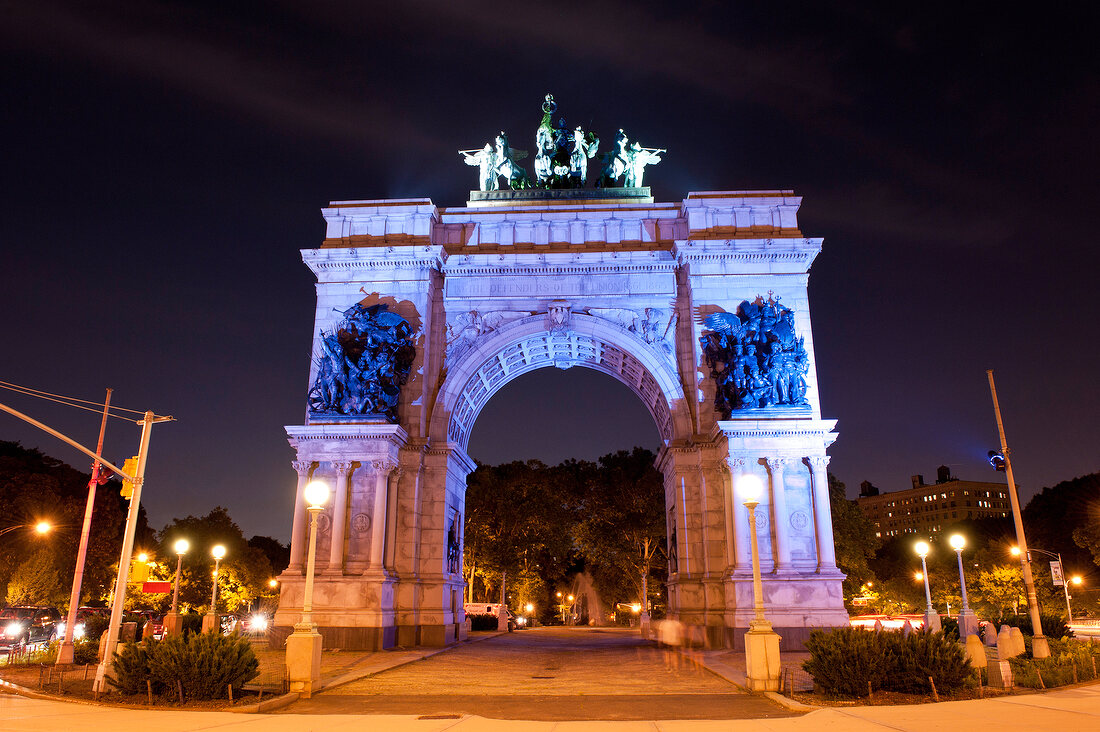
left=950, top=534, right=979, bottom=637
left=738, top=473, right=781, bottom=692
left=1013, top=545, right=1077, bottom=623
left=287, top=479, right=329, bottom=697
left=202, top=545, right=227, bottom=633
left=988, top=369, right=1049, bottom=658
left=163, top=538, right=189, bottom=636
left=915, top=541, right=941, bottom=632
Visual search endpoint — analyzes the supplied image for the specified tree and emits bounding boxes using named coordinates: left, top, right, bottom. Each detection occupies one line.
left=975, top=564, right=1025, bottom=621
left=828, top=474, right=880, bottom=603
left=156, top=507, right=272, bottom=613
left=572, top=449, right=666, bottom=610
left=5, top=548, right=63, bottom=605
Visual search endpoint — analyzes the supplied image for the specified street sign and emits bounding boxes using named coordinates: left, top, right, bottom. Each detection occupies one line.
left=142, top=581, right=171, bottom=593
left=1050, top=560, right=1065, bottom=587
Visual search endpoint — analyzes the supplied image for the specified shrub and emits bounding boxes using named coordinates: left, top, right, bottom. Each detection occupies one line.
left=81, top=615, right=109, bottom=646
left=803, top=627, right=890, bottom=697
left=886, top=628, right=970, bottom=693
left=110, top=631, right=259, bottom=700
left=181, top=614, right=203, bottom=636
left=1009, top=638, right=1100, bottom=688
left=1002, top=613, right=1071, bottom=640
left=73, top=641, right=99, bottom=665
left=109, top=640, right=154, bottom=695
left=803, top=627, right=971, bottom=697
left=469, top=614, right=498, bottom=631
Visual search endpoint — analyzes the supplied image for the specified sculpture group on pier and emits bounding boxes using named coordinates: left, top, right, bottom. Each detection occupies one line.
left=308, top=303, right=416, bottom=422
left=460, top=94, right=663, bottom=192
left=700, top=294, right=810, bottom=417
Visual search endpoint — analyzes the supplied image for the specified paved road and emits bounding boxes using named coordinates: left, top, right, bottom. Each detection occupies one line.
left=285, top=626, right=797, bottom=720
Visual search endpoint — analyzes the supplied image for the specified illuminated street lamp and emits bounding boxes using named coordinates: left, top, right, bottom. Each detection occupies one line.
left=915, top=541, right=941, bottom=632
left=269, top=578, right=279, bottom=589
left=0, top=521, right=52, bottom=539
left=949, top=534, right=978, bottom=637
left=202, top=544, right=227, bottom=633
left=287, top=479, right=329, bottom=697
left=163, top=538, right=189, bottom=636
left=738, top=472, right=781, bottom=691
left=914, top=572, right=924, bottom=582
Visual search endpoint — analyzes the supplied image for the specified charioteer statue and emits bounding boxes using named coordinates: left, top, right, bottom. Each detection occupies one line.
left=460, top=93, right=662, bottom=193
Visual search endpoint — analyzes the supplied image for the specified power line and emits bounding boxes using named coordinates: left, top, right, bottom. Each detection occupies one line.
left=0, top=380, right=164, bottom=421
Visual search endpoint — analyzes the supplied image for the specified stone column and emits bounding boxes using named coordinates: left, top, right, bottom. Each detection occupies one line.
left=808, top=455, right=839, bottom=571
left=766, top=457, right=792, bottom=572
left=725, top=457, right=751, bottom=572
left=369, top=459, right=396, bottom=575
left=384, top=467, right=402, bottom=572
left=326, top=460, right=352, bottom=575
left=288, top=460, right=312, bottom=571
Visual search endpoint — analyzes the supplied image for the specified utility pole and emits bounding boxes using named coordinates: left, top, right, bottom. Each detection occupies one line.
left=94, top=411, right=157, bottom=691
left=987, top=369, right=1049, bottom=658
left=57, top=389, right=112, bottom=665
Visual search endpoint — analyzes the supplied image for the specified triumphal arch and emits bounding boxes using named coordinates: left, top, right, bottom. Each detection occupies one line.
left=273, top=95, right=847, bottom=650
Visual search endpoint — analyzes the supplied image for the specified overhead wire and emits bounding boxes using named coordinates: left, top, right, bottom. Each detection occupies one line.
left=0, top=380, right=164, bottom=421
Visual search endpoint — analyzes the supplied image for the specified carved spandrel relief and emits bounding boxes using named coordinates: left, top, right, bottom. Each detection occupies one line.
left=586, top=307, right=677, bottom=356
left=445, top=309, right=532, bottom=361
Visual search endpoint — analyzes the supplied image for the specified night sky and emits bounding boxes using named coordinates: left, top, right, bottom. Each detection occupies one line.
left=2, top=2, right=1096, bottom=542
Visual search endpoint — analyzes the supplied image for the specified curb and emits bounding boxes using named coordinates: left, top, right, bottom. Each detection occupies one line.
left=679, top=651, right=818, bottom=712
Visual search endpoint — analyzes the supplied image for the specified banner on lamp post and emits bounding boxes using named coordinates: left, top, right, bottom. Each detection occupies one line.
left=142, top=581, right=172, bottom=593
left=1050, top=560, right=1065, bottom=587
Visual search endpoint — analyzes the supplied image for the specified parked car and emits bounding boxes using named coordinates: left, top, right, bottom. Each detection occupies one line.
left=0, top=606, right=63, bottom=650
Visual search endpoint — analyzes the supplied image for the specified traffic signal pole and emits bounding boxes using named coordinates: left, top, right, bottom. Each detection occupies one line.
left=94, top=411, right=155, bottom=691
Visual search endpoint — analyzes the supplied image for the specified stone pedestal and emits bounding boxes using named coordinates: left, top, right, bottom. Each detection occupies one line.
left=162, top=612, right=184, bottom=637
left=286, top=625, right=323, bottom=698
left=744, top=623, right=782, bottom=691
left=958, top=609, right=980, bottom=639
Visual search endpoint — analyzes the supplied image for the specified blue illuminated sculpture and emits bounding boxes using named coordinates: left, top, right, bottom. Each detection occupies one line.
left=700, top=294, right=810, bottom=418
left=308, top=303, right=416, bottom=423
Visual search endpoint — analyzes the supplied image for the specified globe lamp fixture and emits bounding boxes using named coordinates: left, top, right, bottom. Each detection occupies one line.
left=173, top=538, right=190, bottom=555
left=304, top=480, right=330, bottom=509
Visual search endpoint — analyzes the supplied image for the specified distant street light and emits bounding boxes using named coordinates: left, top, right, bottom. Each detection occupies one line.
left=269, top=578, right=279, bottom=589
left=914, top=541, right=941, bottom=632
left=914, top=572, right=923, bottom=582
left=202, top=544, right=227, bottom=633
left=287, top=479, right=329, bottom=697
left=949, top=534, right=978, bottom=637
left=738, top=472, right=781, bottom=691
left=1012, top=544, right=1078, bottom=622
left=164, top=538, right=189, bottom=636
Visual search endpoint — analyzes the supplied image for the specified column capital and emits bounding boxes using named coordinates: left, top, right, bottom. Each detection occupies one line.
left=331, top=460, right=353, bottom=475
left=807, top=455, right=832, bottom=470
left=291, top=460, right=313, bottom=476
left=724, top=456, right=747, bottom=472
left=370, top=458, right=399, bottom=474
left=765, top=456, right=792, bottom=472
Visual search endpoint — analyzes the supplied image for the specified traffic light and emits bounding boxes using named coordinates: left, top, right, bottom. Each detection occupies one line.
left=120, top=456, right=139, bottom=498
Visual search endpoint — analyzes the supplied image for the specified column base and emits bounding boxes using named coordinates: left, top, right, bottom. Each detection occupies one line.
left=923, top=610, right=942, bottom=632
left=201, top=613, right=218, bottom=633
left=56, top=640, right=75, bottom=665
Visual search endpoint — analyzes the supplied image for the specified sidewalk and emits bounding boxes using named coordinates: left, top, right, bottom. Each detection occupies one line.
left=2, top=683, right=1099, bottom=730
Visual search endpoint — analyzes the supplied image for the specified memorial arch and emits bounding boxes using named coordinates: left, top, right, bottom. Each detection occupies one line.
left=272, top=185, right=849, bottom=651
left=272, top=88, right=843, bottom=653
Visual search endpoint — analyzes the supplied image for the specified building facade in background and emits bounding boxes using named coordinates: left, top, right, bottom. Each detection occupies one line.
left=857, top=465, right=1011, bottom=538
